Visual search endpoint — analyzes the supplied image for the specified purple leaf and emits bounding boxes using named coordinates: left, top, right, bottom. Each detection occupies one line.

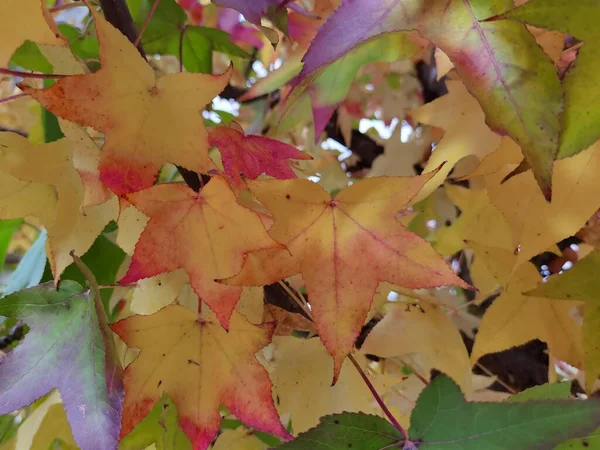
left=0, top=281, right=123, bottom=450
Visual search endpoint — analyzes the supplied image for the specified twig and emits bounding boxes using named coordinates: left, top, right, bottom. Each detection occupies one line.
left=133, top=0, right=161, bottom=47
left=349, top=354, right=409, bottom=440
left=396, top=357, right=429, bottom=386
left=277, top=280, right=311, bottom=318
left=0, top=68, right=68, bottom=79
left=475, top=362, right=517, bottom=394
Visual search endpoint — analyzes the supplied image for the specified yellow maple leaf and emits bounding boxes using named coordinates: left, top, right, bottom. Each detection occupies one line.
left=25, top=5, right=231, bottom=196
left=361, top=301, right=472, bottom=393
left=435, top=184, right=512, bottom=256
left=525, top=250, right=600, bottom=392
left=484, top=140, right=600, bottom=268
left=0, top=0, right=63, bottom=66
left=0, top=133, right=118, bottom=278
left=111, top=308, right=290, bottom=450
left=225, top=175, right=469, bottom=380
left=470, top=242, right=584, bottom=369
left=265, top=336, right=401, bottom=433
left=369, top=127, right=428, bottom=178
left=411, top=80, right=503, bottom=202
left=212, top=428, right=267, bottom=450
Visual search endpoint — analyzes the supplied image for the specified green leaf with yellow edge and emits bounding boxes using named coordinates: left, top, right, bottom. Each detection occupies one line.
left=525, top=251, right=600, bottom=392
left=494, top=0, right=600, bottom=159
left=119, top=395, right=192, bottom=450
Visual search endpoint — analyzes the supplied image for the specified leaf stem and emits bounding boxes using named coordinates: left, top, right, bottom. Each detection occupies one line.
left=277, top=280, right=311, bottom=318
left=0, top=68, right=69, bottom=79
left=0, top=92, right=29, bottom=104
left=134, top=0, right=161, bottom=48
left=348, top=354, right=409, bottom=441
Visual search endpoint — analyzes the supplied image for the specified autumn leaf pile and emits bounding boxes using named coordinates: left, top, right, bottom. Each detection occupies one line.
left=1, top=0, right=600, bottom=449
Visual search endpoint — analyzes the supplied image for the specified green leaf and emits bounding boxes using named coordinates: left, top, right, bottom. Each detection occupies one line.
left=57, top=24, right=100, bottom=63
left=508, top=381, right=572, bottom=402
left=408, top=374, right=600, bottom=449
left=494, top=0, right=600, bottom=159
left=274, top=413, right=403, bottom=449
left=133, top=0, right=248, bottom=73
left=42, top=234, right=126, bottom=320
left=0, top=220, right=21, bottom=267
left=3, top=229, right=47, bottom=297
left=9, top=41, right=52, bottom=72
left=119, top=395, right=192, bottom=450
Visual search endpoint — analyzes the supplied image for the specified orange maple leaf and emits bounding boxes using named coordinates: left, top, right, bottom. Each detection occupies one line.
left=24, top=5, right=230, bottom=196
left=208, top=123, right=312, bottom=188
left=119, top=176, right=281, bottom=327
left=111, top=307, right=290, bottom=450
left=224, top=175, right=470, bottom=380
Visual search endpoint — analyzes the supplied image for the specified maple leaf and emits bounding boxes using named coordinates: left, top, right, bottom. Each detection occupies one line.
left=410, top=80, right=503, bottom=201
left=434, top=184, right=512, bottom=256
left=524, top=251, right=600, bottom=392
left=494, top=0, right=600, bottom=158
left=469, top=242, right=584, bottom=370
left=265, top=336, right=399, bottom=433
left=0, top=133, right=118, bottom=279
left=111, top=307, right=290, bottom=450
left=483, top=140, right=600, bottom=268
left=0, top=281, right=123, bottom=450
left=119, top=176, right=280, bottom=328
left=212, top=427, right=267, bottom=450
left=0, top=0, right=63, bottom=66
left=208, top=123, right=311, bottom=188
left=368, top=127, right=427, bottom=178
left=24, top=5, right=231, bottom=196
left=225, top=175, right=469, bottom=380
left=298, top=0, right=563, bottom=197
left=361, top=301, right=472, bottom=393
left=263, top=304, right=317, bottom=336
